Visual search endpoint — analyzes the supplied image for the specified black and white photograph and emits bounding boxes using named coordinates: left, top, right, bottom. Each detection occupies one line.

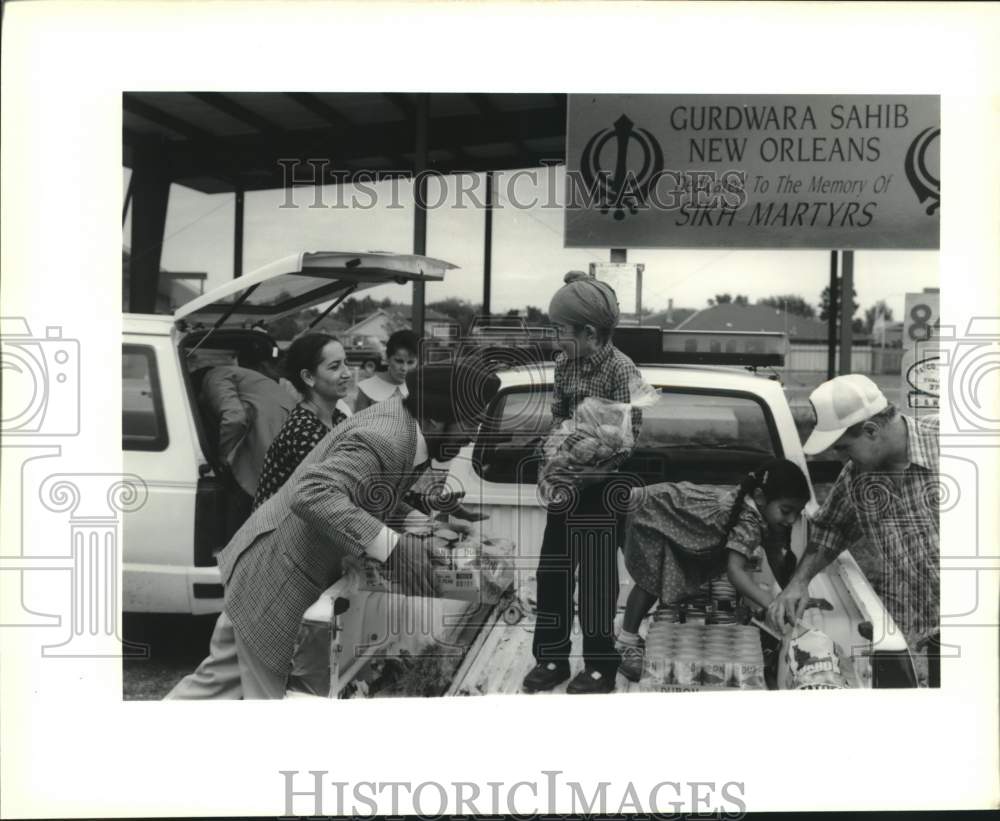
left=2, top=2, right=998, bottom=818
left=120, top=91, right=943, bottom=701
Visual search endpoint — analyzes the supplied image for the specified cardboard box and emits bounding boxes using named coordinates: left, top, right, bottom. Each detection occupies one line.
left=359, top=553, right=514, bottom=604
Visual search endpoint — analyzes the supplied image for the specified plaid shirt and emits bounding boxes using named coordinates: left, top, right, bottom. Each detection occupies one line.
left=810, top=413, right=939, bottom=646
left=551, top=343, right=643, bottom=441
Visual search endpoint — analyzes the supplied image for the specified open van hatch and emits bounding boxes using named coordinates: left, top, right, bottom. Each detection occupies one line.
left=173, top=251, right=457, bottom=328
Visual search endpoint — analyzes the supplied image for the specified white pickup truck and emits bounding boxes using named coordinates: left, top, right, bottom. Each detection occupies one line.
left=287, top=330, right=919, bottom=696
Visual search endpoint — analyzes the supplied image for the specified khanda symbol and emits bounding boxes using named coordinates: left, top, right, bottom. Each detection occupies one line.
left=580, top=114, right=665, bottom=221
left=904, top=126, right=940, bottom=216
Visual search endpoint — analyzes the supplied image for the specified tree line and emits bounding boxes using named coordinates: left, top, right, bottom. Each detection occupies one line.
left=265, top=288, right=895, bottom=340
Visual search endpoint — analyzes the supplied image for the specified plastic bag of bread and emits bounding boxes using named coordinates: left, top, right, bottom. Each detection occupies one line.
left=538, top=377, right=659, bottom=505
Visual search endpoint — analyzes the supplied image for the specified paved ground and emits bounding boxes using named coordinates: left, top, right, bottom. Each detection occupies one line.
left=123, top=613, right=218, bottom=700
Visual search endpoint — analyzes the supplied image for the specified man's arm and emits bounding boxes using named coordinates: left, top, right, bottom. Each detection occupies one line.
left=766, top=470, right=861, bottom=631
left=290, top=432, right=404, bottom=560
left=766, top=541, right=839, bottom=630
left=290, top=432, right=437, bottom=595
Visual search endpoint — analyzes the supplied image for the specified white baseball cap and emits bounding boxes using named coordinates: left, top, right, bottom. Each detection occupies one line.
left=802, top=374, right=889, bottom=455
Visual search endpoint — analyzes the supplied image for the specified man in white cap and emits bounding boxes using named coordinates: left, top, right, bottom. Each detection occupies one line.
left=767, top=374, right=940, bottom=686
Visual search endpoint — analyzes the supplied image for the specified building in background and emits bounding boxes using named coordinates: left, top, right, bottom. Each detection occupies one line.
left=342, top=306, right=455, bottom=345
left=674, top=303, right=900, bottom=374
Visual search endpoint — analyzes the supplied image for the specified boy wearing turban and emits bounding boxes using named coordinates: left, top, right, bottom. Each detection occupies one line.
left=523, top=271, right=642, bottom=695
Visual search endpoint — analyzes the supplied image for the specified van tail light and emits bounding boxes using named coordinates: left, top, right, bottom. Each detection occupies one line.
left=194, top=476, right=227, bottom=567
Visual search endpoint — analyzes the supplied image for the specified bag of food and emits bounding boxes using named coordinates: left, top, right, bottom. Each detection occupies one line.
left=777, top=625, right=850, bottom=690
left=538, top=377, right=659, bottom=505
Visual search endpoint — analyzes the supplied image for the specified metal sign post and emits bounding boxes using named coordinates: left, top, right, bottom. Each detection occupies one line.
left=838, top=250, right=854, bottom=375
left=590, top=259, right=645, bottom=321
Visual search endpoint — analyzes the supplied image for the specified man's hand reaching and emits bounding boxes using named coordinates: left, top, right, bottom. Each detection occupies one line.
left=385, top=534, right=437, bottom=597
left=766, top=581, right=810, bottom=634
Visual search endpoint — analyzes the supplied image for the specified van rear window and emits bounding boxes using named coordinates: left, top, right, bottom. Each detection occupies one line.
left=123, top=345, right=168, bottom=451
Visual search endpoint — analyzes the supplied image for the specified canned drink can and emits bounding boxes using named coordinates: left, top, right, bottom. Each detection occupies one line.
left=701, top=660, right=728, bottom=687
left=643, top=653, right=671, bottom=684
left=672, top=657, right=700, bottom=686
left=736, top=661, right=766, bottom=689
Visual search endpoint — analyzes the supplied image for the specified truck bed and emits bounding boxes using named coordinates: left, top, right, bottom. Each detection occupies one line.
left=448, top=562, right=874, bottom=696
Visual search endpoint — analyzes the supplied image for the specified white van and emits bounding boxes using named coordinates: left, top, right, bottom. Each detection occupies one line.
left=122, top=251, right=455, bottom=615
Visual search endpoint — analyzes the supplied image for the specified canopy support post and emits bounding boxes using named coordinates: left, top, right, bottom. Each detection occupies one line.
left=838, top=250, right=855, bottom=376
left=412, top=93, right=429, bottom=337
left=128, top=143, right=171, bottom=314
left=234, top=186, right=245, bottom=278
left=826, top=251, right=840, bottom=380
left=483, top=170, right=494, bottom=318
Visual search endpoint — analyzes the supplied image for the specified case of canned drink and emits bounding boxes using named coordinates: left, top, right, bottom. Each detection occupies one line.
left=641, top=623, right=766, bottom=691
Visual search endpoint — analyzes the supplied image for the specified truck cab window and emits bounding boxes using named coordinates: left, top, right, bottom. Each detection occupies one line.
left=474, top=388, right=553, bottom=485
left=475, top=387, right=777, bottom=487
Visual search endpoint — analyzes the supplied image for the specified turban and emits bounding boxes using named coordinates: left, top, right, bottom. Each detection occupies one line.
left=405, top=362, right=501, bottom=426
left=547, top=270, right=621, bottom=331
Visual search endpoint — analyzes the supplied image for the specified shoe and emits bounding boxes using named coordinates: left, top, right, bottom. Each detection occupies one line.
left=522, top=661, right=570, bottom=693
left=566, top=667, right=616, bottom=695
left=616, top=636, right=645, bottom=683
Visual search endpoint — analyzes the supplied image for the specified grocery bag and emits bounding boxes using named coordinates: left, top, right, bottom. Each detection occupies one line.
left=538, top=377, right=659, bottom=506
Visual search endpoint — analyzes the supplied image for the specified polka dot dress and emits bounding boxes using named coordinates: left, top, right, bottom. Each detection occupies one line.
left=251, top=404, right=348, bottom=510
left=624, top=482, right=765, bottom=603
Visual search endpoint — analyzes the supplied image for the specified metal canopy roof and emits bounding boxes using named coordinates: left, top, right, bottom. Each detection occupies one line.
left=123, top=92, right=568, bottom=193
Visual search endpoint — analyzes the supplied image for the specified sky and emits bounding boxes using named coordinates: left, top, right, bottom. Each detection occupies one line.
left=124, top=166, right=938, bottom=321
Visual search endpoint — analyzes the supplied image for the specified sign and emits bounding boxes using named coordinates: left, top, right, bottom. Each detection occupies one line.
left=588, top=261, right=643, bottom=314
left=565, top=95, right=940, bottom=249
left=900, top=291, right=940, bottom=410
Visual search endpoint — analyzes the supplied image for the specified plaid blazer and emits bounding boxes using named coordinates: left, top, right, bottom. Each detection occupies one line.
left=217, top=397, right=421, bottom=676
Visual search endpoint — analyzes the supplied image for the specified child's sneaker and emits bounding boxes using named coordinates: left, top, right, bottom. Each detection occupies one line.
left=522, top=661, right=570, bottom=693
left=616, top=634, right=645, bottom=682
left=566, top=667, right=616, bottom=694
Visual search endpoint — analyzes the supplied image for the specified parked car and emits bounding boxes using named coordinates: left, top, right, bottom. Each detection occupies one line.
left=343, top=334, right=386, bottom=374
left=121, top=250, right=456, bottom=615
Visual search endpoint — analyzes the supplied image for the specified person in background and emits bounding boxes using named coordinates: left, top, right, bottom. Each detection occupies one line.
left=767, top=374, right=940, bottom=687
left=354, top=329, right=420, bottom=412
left=194, top=355, right=297, bottom=526
left=252, top=333, right=353, bottom=510
left=167, top=334, right=353, bottom=701
left=523, top=270, right=642, bottom=695
left=353, top=328, right=470, bottom=517
left=615, top=459, right=810, bottom=682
